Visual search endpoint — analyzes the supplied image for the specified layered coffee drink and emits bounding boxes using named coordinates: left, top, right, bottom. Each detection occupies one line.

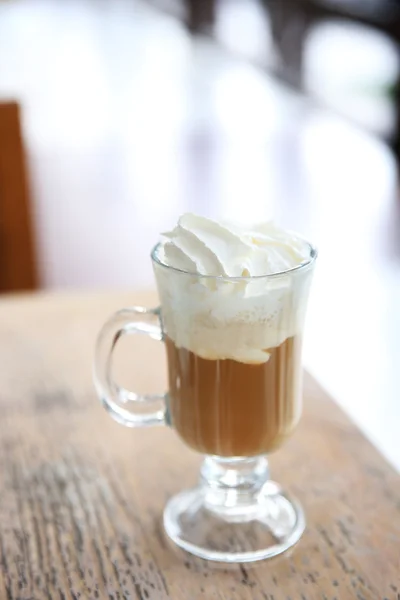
left=95, top=211, right=316, bottom=562
left=154, top=214, right=313, bottom=457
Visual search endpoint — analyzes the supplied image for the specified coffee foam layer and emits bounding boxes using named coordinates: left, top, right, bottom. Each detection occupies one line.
left=155, top=267, right=312, bottom=364
left=155, top=215, right=313, bottom=364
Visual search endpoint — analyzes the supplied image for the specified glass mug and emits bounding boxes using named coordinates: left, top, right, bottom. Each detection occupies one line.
left=94, top=241, right=317, bottom=562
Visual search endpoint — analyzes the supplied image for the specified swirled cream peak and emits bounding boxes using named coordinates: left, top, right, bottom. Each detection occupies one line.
left=161, top=214, right=309, bottom=276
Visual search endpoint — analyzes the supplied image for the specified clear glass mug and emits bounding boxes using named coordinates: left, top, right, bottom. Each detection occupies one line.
left=94, top=241, right=317, bottom=563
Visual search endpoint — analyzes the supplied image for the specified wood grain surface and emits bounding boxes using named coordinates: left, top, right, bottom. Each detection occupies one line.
left=0, top=291, right=398, bottom=600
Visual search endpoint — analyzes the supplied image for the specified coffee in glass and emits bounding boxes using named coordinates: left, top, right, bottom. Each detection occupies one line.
left=165, top=335, right=301, bottom=457
left=94, top=214, right=316, bottom=562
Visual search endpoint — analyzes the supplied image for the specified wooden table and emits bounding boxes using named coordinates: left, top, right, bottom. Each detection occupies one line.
left=0, top=291, right=398, bottom=599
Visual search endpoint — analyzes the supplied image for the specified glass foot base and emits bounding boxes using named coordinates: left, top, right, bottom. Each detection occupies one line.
left=163, top=480, right=305, bottom=563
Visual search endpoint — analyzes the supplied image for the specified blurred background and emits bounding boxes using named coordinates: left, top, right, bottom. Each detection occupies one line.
left=0, top=0, right=399, bottom=467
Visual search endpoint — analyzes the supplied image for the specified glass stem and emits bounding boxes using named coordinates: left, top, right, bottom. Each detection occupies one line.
left=200, top=456, right=270, bottom=518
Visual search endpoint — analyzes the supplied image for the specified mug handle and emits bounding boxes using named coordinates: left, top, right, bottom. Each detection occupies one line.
left=94, top=306, right=166, bottom=427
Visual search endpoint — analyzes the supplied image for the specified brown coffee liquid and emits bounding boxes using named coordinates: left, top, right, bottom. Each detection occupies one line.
left=166, top=336, right=302, bottom=457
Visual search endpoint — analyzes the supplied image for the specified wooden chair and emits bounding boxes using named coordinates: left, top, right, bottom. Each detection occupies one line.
left=265, top=0, right=400, bottom=87
left=0, top=101, right=38, bottom=291
left=263, top=0, right=400, bottom=159
left=184, top=0, right=215, bottom=33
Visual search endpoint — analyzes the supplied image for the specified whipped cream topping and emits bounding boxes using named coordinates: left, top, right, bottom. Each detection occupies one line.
left=161, top=214, right=310, bottom=277
left=154, top=214, right=315, bottom=363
